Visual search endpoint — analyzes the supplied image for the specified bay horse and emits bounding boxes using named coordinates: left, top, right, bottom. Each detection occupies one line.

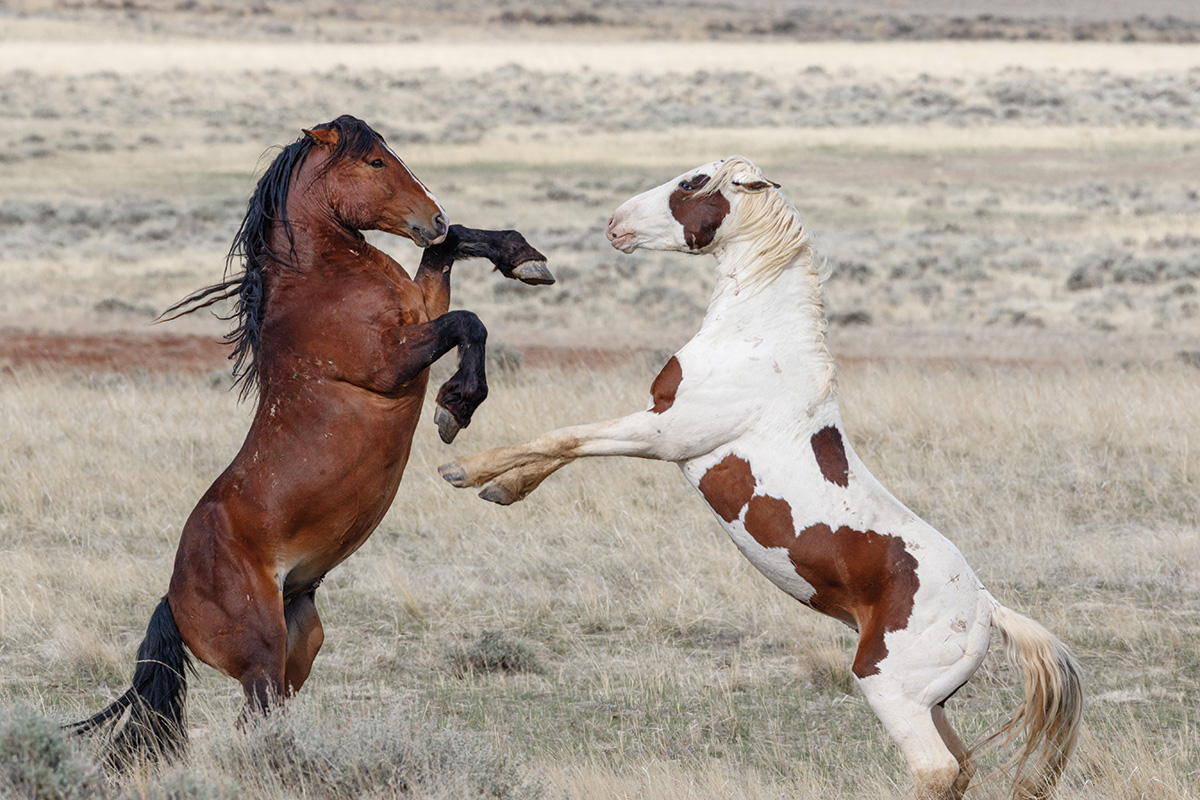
left=439, top=157, right=1083, bottom=799
left=68, top=115, right=552, bottom=762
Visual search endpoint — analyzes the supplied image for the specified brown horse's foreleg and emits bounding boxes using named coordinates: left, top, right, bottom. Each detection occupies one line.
left=283, top=591, right=324, bottom=695
left=415, top=224, right=551, bottom=316
left=381, top=310, right=490, bottom=443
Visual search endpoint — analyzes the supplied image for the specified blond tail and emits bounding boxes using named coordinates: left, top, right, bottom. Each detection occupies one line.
left=976, top=602, right=1084, bottom=800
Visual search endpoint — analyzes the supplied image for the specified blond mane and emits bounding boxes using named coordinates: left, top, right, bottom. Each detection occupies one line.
left=702, top=156, right=836, bottom=403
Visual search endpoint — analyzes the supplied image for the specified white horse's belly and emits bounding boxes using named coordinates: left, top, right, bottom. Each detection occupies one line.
left=721, top=517, right=818, bottom=604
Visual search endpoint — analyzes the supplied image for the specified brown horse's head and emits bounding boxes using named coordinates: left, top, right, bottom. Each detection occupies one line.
left=159, top=116, right=451, bottom=399
left=301, top=117, right=448, bottom=247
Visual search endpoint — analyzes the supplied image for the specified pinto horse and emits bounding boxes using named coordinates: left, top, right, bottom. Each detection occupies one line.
left=69, top=115, right=551, bottom=761
left=440, top=157, right=1083, bottom=800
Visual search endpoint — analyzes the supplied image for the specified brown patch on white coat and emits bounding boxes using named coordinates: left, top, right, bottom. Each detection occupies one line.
left=649, top=356, right=682, bottom=413
left=696, top=452, right=918, bottom=678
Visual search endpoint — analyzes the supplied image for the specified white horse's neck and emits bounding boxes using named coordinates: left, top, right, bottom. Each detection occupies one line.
left=700, top=236, right=838, bottom=416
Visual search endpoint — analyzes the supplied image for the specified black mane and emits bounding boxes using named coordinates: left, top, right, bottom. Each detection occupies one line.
left=159, top=115, right=388, bottom=399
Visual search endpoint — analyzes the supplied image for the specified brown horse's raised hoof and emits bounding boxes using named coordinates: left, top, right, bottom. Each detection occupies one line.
left=438, top=461, right=470, bottom=487
left=479, top=483, right=519, bottom=505
left=512, top=260, right=555, bottom=285
left=434, top=407, right=462, bottom=444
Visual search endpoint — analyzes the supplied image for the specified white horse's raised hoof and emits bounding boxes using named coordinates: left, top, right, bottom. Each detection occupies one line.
left=437, top=461, right=469, bottom=487
left=478, top=483, right=519, bottom=506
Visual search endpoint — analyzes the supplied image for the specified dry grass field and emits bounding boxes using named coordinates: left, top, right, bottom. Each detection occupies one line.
left=2, top=1, right=1199, bottom=798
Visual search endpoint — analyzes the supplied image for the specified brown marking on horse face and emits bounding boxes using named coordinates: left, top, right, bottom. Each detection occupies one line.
left=697, top=453, right=756, bottom=523
left=811, top=426, right=849, bottom=487
left=669, top=176, right=730, bottom=250
left=650, top=356, right=682, bottom=414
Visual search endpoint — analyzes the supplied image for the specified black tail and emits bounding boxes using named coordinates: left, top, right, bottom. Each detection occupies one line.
left=66, top=597, right=193, bottom=766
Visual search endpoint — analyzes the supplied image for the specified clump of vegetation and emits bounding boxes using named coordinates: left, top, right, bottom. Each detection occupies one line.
left=0, top=704, right=106, bottom=800
left=124, top=769, right=239, bottom=800
left=448, top=630, right=546, bottom=677
left=213, top=707, right=544, bottom=800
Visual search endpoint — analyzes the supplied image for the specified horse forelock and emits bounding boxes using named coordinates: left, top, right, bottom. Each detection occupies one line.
left=312, top=115, right=386, bottom=174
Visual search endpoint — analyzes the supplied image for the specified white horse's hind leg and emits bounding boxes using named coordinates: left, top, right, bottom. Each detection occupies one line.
left=932, top=705, right=974, bottom=799
left=858, top=682, right=961, bottom=800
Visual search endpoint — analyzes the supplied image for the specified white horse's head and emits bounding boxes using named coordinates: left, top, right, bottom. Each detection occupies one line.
left=606, top=157, right=780, bottom=255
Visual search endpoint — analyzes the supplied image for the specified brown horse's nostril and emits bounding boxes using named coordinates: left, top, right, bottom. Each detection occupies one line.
left=433, top=213, right=448, bottom=238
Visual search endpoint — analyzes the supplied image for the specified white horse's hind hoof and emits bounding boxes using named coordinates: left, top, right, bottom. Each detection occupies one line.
left=512, top=260, right=555, bottom=285
left=434, top=407, right=461, bottom=444
left=479, top=483, right=519, bottom=505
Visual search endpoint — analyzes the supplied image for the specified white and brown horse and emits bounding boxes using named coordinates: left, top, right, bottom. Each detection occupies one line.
left=440, top=157, right=1083, bottom=799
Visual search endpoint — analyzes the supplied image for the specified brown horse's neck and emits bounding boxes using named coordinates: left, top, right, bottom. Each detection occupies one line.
left=270, top=176, right=378, bottom=276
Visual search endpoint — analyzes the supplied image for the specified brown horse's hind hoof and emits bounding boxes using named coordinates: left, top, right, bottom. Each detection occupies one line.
left=479, top=483, right=519, bottom=505
left=512, top=260, right=555, bottom=285
left=434, top=407, right=462, bottom=444
left=438, top=461, right=470, bottom=487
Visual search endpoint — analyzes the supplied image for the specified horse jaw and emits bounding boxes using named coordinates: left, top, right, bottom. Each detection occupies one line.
left=606, top=183, right=682, bottom=254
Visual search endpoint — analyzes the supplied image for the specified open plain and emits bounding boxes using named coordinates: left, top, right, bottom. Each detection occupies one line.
left=1, top=1, right=1198, bottom=798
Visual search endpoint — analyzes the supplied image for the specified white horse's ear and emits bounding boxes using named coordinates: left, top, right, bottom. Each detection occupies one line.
left=731, top=173, right=780, bottom=192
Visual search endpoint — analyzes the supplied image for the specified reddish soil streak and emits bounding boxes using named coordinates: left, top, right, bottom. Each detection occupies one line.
left=0, top=331, right=228, bottom=374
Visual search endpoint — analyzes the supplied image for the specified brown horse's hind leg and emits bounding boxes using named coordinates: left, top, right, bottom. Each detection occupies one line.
left=169, top=537, right=289, bottom=715
left=283, top=591, right=324, bottom=695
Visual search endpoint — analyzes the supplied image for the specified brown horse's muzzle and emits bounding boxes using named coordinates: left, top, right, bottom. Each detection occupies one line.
left=409, top=212, right=449, bottom=248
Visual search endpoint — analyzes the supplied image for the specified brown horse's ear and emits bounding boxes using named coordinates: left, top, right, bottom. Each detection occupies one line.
left=303, top=126, right=340, bottom=149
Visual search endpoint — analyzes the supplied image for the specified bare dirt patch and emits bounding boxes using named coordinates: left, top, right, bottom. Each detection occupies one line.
left=0, top=330, right=228, bottom=374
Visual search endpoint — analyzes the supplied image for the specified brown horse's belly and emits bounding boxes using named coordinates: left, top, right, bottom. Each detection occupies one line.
left=193, top=383, right=426, bottom=597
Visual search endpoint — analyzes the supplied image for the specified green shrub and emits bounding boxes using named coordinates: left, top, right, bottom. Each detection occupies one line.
left=0, top=704, right=106, bottom=800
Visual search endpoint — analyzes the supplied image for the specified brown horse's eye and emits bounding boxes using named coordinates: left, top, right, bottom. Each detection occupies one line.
left=369, top=158, right=385, bottom=169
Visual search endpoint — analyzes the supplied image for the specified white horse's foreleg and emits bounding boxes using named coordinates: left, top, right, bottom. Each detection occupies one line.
left=439, top=411, right=718, bottom=504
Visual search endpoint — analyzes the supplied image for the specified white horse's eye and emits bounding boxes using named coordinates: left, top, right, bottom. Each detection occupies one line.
left=678, top=174, right=709, bottom=193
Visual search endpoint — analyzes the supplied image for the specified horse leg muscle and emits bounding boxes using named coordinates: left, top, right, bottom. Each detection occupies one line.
left=440, top=410, right=721, bottom=504
left=170, top=542, right=288, bottom=715
left=283, top=591, right=324, bottom=695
